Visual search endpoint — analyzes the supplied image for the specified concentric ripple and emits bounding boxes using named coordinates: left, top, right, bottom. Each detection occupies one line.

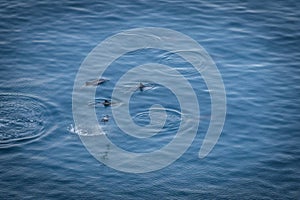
left=0, top=93, right=53, bottom=147
left=132, top=108, right=181, bottom=132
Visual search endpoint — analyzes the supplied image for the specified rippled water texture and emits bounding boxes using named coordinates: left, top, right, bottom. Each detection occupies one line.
left=0, top=94, right=51, bottom=146
left=1, top=0, right=300, bottom=199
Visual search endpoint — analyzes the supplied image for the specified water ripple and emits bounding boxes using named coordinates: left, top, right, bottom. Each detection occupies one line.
left=0, top=93, right=55, bottom=148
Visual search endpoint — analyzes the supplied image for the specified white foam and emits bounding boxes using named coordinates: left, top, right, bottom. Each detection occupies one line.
left=67, top=124, right=106, bottom=136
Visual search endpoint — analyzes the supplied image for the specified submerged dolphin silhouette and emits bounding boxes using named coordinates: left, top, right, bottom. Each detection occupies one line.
left=85, top=78, right=108, bottom=86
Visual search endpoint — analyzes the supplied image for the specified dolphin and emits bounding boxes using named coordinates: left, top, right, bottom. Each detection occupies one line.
left=138, top=82, right=146, bottom=91
left=101, top=115, right=109, bottom=123
left=85, top=78, right=108, bottom=86
left=102, top=100, right=111, bottom=107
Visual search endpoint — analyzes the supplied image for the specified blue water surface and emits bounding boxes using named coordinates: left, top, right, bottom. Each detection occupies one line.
left=1, top=0, right=300, bottom=199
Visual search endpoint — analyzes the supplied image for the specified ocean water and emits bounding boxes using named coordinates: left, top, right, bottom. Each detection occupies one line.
left=1, top=0, right=300, bottom=199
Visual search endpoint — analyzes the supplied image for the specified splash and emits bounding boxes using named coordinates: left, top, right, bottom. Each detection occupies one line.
left=68, top=124, right=106, bottom=136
